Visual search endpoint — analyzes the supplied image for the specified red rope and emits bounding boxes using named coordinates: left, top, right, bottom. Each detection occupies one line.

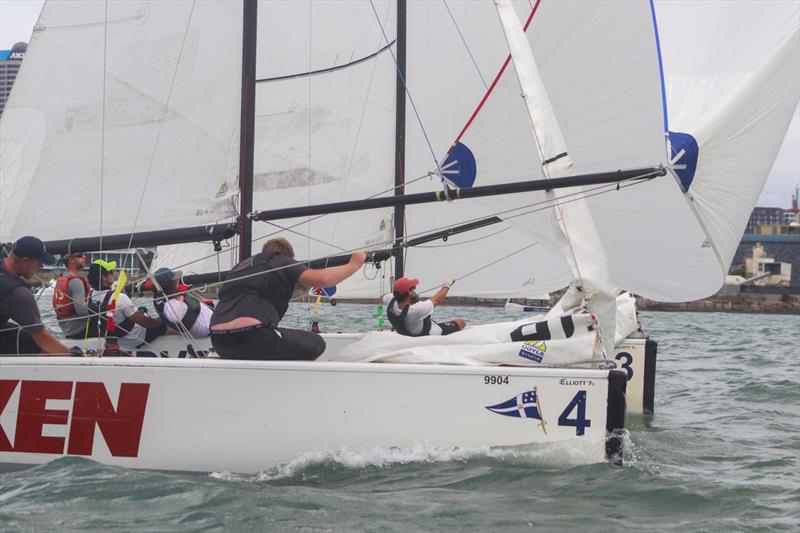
left=448, top=0, right=542, bottom=154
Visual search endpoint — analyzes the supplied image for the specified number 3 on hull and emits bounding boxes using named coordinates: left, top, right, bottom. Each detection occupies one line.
left=614, top=338, right=657, bottom=416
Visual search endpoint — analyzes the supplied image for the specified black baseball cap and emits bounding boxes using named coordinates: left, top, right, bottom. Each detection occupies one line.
left=12, top=236, right=55, bottom=265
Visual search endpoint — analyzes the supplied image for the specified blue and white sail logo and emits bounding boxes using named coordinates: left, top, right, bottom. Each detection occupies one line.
left=485, top=390, right=545, bottom=430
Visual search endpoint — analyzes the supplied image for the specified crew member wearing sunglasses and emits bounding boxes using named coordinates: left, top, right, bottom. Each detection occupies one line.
left=53, top=251, right=92, bottom=338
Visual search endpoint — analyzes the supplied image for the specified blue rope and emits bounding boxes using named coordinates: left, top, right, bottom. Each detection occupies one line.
left=368, top=0, right=449, bottom=197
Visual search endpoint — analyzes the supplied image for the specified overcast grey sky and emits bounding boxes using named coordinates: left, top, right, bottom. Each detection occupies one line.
left=2, top=0, right=798, bottom=208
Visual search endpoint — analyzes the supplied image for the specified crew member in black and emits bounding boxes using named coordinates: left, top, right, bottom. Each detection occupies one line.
left=0, top=236, right=72, bottom=355
left=209, top=237, right=367, bottom=360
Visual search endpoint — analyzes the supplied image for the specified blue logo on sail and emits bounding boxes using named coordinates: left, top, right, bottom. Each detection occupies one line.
left=440, top=142, right=477, bottom=188
left=668, top=131, right=699, bottom=192
left=486, top=390, right=542, bottom=420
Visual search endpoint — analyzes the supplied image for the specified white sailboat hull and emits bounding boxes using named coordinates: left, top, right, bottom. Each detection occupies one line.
left=0, top=357, right=626, bottom=473
left=62, top=332, right=656, bottom=416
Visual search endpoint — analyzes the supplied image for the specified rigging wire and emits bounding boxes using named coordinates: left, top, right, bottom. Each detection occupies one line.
left=93, top=0, right=110, bottom=355
left=416, top=242, right=537, bottom=295
left=165, top=171, right=438, bottom=274
left=321, top=0, right=393, bottom=277
left=37, top=172, right=654, bottom=325
left=156, top=171, right=656, bottom=277
left=134, top=248, right=198, bottom=349
left=305, top=5, right=313, bottom=316
left=98, top=0, right=108, bottom=253
left=10, top=175, right=656, bottom=339
left=412, top=226, right=512, bottom=248
left=125, top=0, right=197, bottom=251
left=368, top=0, right=449, bottom=197
left=442, top=0, right=489, bottom=90
left=12, top=171, right=656, bottom=338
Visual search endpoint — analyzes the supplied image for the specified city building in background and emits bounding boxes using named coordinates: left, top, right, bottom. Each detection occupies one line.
left=746, top=206, right=788, bottom=234
left=745, top=188, right=800, bottom=235
left=0, top=41, right=26, bottom=116
left=743, top=243, right=792, bottom=286
left=731, top=188, right=800, bottom=290
left=785, top=186, right=800, bottom=225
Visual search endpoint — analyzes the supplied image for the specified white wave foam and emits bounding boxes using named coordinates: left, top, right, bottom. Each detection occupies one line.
left=209, top=437, right=607, bottom=482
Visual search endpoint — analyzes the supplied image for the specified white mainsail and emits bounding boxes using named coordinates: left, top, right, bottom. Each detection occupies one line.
left=248, top=0, right=397, bottom=297
left=0, top=0, right=243, bottom=241
left=156, top=1, right=400, bottom=296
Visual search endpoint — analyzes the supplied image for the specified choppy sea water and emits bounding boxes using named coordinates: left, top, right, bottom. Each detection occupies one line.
left=1, top=306, right=798, bottom=532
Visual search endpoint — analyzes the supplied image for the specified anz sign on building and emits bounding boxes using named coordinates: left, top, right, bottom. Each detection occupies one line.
left=0, top=41, right=27, bottom=62
left=0, top=42, right=27, bottom=115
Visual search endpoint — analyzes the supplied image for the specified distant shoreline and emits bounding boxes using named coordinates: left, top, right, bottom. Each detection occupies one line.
left=635, top=296, right=799, bottom=315
left=326, top=295, right=800, bottom=315
left=33, top=273, right=798, bottom=315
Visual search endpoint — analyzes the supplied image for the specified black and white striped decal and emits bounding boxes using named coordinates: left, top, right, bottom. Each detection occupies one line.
left=510, top=315, right=577, bottom=342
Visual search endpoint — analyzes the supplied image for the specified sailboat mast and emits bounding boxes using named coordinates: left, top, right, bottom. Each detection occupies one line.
left=393, top=0, right=407, bottom=280
left=238, top=0, right=258, bottom=261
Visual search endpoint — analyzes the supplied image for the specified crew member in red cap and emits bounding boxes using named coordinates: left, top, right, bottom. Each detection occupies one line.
left=0, top=236, right=72, bottom=355
left=382, top=276, right=466, bottom=337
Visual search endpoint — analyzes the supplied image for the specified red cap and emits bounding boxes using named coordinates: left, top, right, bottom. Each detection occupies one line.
left=393, top=277, right=420, bottom=294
